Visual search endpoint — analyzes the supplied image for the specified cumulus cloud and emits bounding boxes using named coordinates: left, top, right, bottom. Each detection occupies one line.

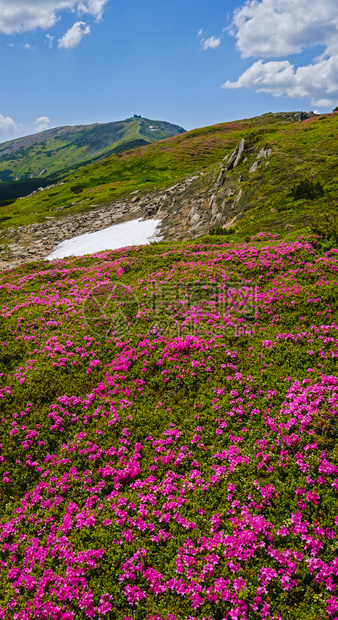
left=202, top=36, right=221, bottom=50
left=77, top=0, right=107, bottom=19
left=223, top=54, right=338, bottom=107
left=45, top=33, right=54, bottom=47
left=230, top=0, right=338, bottom=58
left=58, top=20, right=90, bottom=48
left=35, top=116, right=51, bottom=132
left=224, top=0, right=338, bottom=106
left=0, top=113, right=18, bottom=137
left=0, top=0, right=109, bottom=35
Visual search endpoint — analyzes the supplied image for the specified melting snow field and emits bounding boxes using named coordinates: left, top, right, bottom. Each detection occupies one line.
left=46, top=218, right=162, bottom=260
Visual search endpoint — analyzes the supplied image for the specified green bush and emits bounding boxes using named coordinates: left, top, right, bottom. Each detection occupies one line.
left=70, top=184, right=85, bottom=194
left=209, top=225, right=235, bottom=235
left=291, top=178, right=324, bottom=200
left=0, top=199, right=16, bottom=207
left=311, top=212, right=338, bottom=248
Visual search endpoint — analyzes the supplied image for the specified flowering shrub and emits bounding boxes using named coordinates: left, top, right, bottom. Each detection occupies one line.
left=0, top=235, right=337, bottom=619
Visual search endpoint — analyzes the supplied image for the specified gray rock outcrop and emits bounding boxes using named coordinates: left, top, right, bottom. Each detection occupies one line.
left=225, top=139, right=246, bottom=171
left=250, top=147, right=272, bottom=173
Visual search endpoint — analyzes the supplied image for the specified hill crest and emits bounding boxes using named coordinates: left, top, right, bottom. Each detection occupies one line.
left=0, top=116, right=186, bottom=200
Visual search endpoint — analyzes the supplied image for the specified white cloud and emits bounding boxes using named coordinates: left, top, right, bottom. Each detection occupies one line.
left=232, top=0, right=338, bottom=58
left=35, top=116, right=51, bottom=132
left=223, top=53, right=338, bottom=106
left=58, top=20, right=90, bottom=48
left=77, top=0, right=107, bottom=20
left=0, top=0, right=109, bottom=35
left=202, top=36, right=221, bottom=50
left=0, top=113, right=18, bottom=137
left=198, top=28, right=203, bottom=37
left=23, top=42, right=32, bottom=48
left=224, top=0, right=338, bottom=106
left=231, top=0, right=338, bottom=58
left=46, top=33, right=54, bottom=47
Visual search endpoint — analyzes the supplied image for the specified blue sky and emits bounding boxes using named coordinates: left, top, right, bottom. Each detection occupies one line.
left=1, top=0, right=338, bottom=140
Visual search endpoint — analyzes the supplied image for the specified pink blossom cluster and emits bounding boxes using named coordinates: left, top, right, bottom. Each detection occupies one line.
left=0, top=236, right=337, bottom=619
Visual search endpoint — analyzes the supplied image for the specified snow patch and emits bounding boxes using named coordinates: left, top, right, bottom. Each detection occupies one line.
left=46, top=218, right=162, bottom=260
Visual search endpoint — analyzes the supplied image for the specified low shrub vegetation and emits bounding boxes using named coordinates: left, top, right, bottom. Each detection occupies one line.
left=6, top=111, right=338, bottom=231
left=209, top=226, right=235, bottom=236
left=0, top=200, right=16, bottom=208
left=0, top=233, right=337, bottom=619
left=311, top=213, right=338, bottom=249
left=291, top=178, right=325, bottom=200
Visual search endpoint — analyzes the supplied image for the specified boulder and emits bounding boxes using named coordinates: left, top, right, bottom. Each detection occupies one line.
left=225, top=147, right=239, bottom=171
left=216, top=167, right=226, bottom=188
left=250, top=161, right=261, bottom=173
left=209, top=194, right=217, bottom=214
left=226, top=139, right=245, bottom=170
left=234, top=189, right=242, bottom=204
left=250, top=147, right=272, bottom=172
left=233, top=139, right=245, bottom=168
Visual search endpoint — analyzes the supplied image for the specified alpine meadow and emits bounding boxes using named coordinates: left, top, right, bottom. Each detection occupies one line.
left=0, top=109, right=337, bottom=620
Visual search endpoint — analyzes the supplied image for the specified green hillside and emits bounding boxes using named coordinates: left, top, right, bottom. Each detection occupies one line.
left=0, top=110, right=337, bottom=620
left=1, top=111, right=338, bottom=238
left=0, top=117, right=186, bottom=201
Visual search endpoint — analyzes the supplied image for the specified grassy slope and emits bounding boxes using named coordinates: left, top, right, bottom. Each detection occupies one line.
left=232, top=113, right=338, bottom=236
left=0, top=235, right=337, bottom=619
left=0, top=117, right=253, bottom=227
left=2, top=112, right=338, bottom=234
left=0, top=117, right=185, bottom=194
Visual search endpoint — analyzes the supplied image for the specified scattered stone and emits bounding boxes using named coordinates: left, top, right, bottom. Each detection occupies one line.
left=250, top=161, right=261, bottom=173
left=216, top=167, right=226, bottom=188
left=250, top=147, right=272, bottom=172
left=225, top=139, right=246, bottom=171
left=225, top=147, right=238, bottom=171
left=0, top=168, right=237, bottom=269
left=234, top=189, right=242, bottom=204
left=257, top=147, right=272, bottom=159
left=209, top=194, right=217, bottom=215
left=223, top=215, right=238, bottom=230
left=189, top=207, right=201, bottom=226
left=233, top=139, right=245, bottom=168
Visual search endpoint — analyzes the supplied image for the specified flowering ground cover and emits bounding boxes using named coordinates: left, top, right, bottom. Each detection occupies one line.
left=0, top=233, right=337, bottom=619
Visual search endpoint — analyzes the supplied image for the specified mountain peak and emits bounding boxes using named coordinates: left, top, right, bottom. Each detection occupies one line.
left=0, top=117, right=186, bottom=201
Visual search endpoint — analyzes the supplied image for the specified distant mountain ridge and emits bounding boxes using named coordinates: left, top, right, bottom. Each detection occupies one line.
left=0, top=117, right=186, bottom=200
